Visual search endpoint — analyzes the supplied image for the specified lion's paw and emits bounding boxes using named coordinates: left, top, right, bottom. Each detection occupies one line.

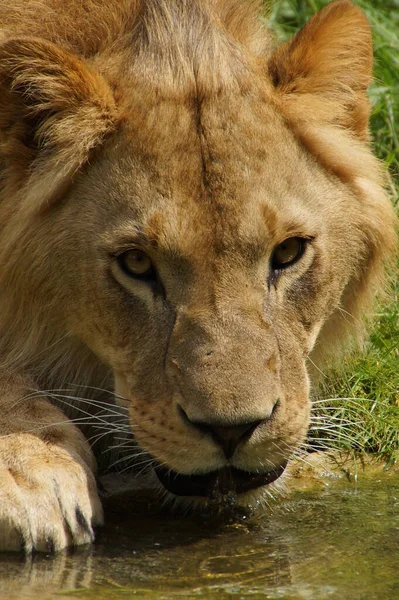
left=0, top=433, right=103, bottom=553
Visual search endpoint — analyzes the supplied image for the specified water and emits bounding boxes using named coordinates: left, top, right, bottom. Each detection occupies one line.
left=1, top=469, right=398, bottom=600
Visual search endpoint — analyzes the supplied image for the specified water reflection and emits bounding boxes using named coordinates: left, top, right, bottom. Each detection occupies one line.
left=0, top=473, right=398, bottom=599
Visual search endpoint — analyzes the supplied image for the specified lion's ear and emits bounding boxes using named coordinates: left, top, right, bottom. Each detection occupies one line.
left=268, top=0, right=373, bottom=139
left=0, top=37, right=119, bottom=211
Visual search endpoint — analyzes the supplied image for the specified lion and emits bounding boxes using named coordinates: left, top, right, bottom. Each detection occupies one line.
left=0, top=0, right=396, bottom=553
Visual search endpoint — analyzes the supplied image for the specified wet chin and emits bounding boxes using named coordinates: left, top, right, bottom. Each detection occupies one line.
left=153, top=462, right=287, bottom=500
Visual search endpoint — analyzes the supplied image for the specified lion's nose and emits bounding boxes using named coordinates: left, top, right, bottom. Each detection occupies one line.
left=206, top=422, right=263, bottom=459
left=178, top=406, right=266, bottom=459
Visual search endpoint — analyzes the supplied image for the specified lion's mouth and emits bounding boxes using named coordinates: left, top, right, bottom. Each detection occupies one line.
left=154, top=462, right=287, bottom=498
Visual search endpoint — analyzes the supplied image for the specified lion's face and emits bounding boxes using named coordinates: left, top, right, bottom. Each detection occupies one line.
left=53, top=87, right=365, bottom=501
left=0, top=1, right=396, bottom=504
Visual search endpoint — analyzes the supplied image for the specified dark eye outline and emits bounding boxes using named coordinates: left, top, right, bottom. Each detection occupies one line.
left=270, top=237, right=308, bottom=273
left=116, top=249, right=157, bottom=282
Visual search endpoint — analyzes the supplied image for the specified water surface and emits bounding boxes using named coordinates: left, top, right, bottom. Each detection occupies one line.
left=1, top=470, right=398, bottom=600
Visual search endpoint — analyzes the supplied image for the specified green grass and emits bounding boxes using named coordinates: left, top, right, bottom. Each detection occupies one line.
left=269, top=1, right=399, bottom=463
left=311, top=298, right=399, bottom=464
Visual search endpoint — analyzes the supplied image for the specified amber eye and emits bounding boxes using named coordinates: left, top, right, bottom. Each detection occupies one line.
left=118, top=249, right=154, bottom=278
left=271, top=237, right=305, bottom=271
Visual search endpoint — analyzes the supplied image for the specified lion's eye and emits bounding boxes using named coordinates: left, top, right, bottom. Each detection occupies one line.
left=118, top=249, right=154, bottom=278
left=271, top=237, right=305, bottom=271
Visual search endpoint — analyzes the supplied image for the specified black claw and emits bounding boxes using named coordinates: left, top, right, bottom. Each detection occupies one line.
left=46, top=536, right=56, bottom=554
left=75, top=506, right=92, bottom=540
left=18, top=531, right=28, bottom=557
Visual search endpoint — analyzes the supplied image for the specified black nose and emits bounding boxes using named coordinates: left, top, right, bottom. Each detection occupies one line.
left=206, top=421, right=263, bottom=459
left=178, top=407, right=266, bottom=459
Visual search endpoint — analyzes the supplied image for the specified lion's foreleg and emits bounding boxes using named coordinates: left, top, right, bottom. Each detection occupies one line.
left=0, top=372, right=103, bottom=553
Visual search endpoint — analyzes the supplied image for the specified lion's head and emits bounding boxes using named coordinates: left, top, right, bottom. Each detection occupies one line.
left=0, top=0, right=396, bottom=504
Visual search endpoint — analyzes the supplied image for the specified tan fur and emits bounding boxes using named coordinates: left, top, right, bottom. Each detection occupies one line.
left=0, top=0, right=396, bottom=552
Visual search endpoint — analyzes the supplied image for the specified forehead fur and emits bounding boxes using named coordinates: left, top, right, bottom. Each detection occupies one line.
left=0, top=1, right=271, bottom=104
left=0, top=0, right=268, bottom=57
left=129, top=0, right=269, bottom=83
